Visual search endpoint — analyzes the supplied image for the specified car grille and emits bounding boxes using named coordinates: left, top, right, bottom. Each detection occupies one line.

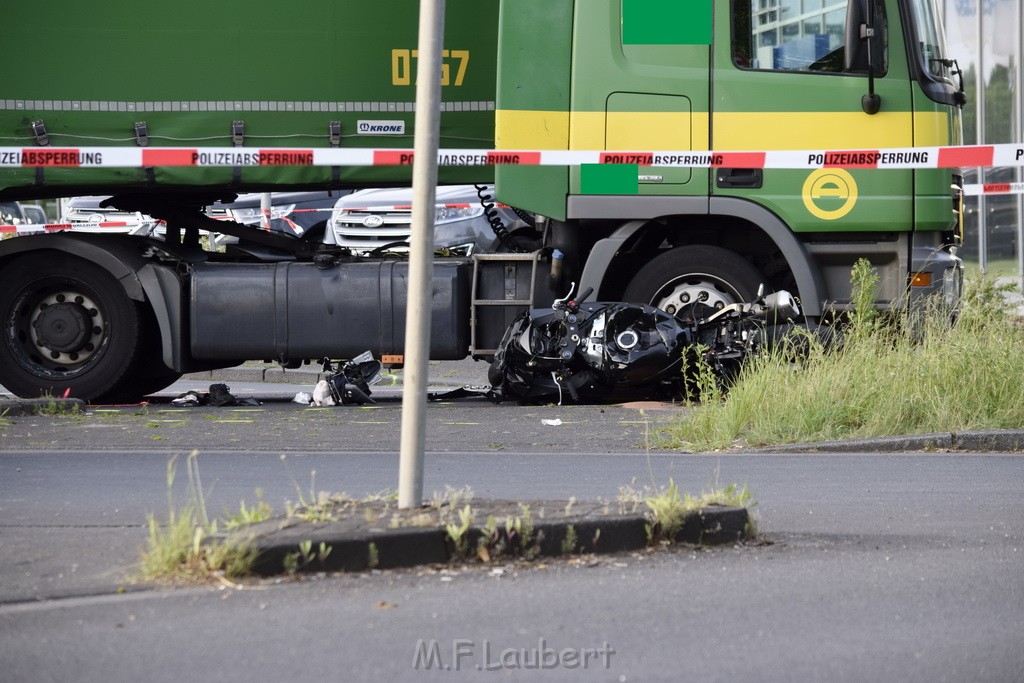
left=332, top=208, right=415, bottom=250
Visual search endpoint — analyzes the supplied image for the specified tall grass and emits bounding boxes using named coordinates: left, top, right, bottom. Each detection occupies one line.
left=139, top=451, right=258, bottom=582
left=659, top=262, right=1024, bottom=451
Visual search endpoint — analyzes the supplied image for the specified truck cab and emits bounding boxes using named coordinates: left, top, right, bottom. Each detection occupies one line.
left=495, top=0, right=964, bottom=319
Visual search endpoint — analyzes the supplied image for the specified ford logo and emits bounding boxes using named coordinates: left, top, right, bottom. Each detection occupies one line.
left=362, top=215, right=385, bottom=228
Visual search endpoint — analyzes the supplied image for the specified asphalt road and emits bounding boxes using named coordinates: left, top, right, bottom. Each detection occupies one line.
left=1, top=379, right=1023, bottom=682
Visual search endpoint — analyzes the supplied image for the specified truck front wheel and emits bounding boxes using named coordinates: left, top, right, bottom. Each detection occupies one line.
left=622, top=245, right=766, bottom=319
left=0, top=254, right=145, bottom=402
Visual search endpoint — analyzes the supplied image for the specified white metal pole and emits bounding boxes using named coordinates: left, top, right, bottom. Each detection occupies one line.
left=976, top=0, right=987, bottom=270
left=399, top=0, right=445, bottom=509
left=1017, top=0, right=1023, bottom=293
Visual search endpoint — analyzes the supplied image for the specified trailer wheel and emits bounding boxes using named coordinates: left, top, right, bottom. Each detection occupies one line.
left=622, top=245, right=766, bottom=319
left=0, top=254, right=144, bottom=402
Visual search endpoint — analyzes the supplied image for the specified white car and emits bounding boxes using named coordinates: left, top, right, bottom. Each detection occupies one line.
left=328, top=185, right=537, bottom=255
left=59, top=196, right=159, bottom=235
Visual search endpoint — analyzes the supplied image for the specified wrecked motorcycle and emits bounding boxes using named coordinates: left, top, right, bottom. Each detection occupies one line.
left=487, top=284, right=803, bottom=404
left=315, top=352, right=382, bottom=405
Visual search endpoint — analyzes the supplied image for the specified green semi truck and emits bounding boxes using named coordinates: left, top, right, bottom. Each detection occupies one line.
left=0, top=0, right=965, bottom=401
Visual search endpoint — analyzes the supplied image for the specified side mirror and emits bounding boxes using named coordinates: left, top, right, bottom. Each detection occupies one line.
left=845, top=0, right=881, bottom=114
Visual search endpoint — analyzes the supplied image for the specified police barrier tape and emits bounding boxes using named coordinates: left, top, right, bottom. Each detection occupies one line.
left=0, top=204, right=506, bottom=234
left=963, top=182, right=1024, bottom=196
left=0, top=222, right=148, bottom=234
left=1, top=143, right=1023, bottom=169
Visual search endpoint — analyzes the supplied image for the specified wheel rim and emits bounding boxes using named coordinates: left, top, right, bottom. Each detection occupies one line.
left=649, top=273, right=745, bottom=317
left=7, top=282, right=109, bottom=379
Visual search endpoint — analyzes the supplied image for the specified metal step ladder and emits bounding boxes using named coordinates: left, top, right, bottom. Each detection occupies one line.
left=469, top=252, right=541, bottom=357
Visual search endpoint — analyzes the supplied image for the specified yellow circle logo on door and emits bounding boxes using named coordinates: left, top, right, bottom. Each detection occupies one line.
left=802, top=169, right=858, bottom=220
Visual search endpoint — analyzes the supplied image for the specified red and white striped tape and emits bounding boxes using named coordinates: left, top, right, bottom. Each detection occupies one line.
left=963, top=182, right=1024, bottom=196
left=0, top=221, right=149, bottom=234
left=1, top=143, right=1021, bottom=169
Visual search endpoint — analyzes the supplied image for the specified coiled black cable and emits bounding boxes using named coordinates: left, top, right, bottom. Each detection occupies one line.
left=475, top=183, right=525, bottom=253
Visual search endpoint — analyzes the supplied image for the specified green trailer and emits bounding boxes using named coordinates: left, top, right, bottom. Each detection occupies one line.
left=0, top=0, right=965, bottom=401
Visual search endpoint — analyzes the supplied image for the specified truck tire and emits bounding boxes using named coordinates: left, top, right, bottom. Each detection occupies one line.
left=130, top=315, right=182, bottom=399
left=0, top=253, right=146, bottom=402
left=622, top=245, right=766, bottom=318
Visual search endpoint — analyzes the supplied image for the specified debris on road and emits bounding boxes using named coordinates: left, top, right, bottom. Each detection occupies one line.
left=171, top=384, right=260, bottom=407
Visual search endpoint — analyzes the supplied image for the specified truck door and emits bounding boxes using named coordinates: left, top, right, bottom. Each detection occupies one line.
left=568, top=0, right=711, bottom=196
left=711, top=0, right=915, bottom=240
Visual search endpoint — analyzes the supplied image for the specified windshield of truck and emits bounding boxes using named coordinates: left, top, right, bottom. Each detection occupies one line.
left=906, top=0, right=949, bottom=78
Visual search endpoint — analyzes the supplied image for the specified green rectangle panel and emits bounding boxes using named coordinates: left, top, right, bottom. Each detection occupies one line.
left=581, top=164, right=639, bottom=195
left=622, top=0, right=712, bottom=45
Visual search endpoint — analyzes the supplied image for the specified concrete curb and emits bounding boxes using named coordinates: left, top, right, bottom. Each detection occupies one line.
left=0, top=397, right=85, bottom=416
left=750, top=429, right=1024, bottom=453
left=241, top=506, right=750, bottom=577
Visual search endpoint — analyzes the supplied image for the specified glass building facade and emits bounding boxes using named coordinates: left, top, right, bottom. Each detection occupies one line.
left=942, top=0, right=1023, bottom=280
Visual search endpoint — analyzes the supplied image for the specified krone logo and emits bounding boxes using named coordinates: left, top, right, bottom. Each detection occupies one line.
left=802, top=169, right=858, bottom=220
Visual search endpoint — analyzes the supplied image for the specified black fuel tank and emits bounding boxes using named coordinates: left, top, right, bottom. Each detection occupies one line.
left=190, top=260, right=471, bottom=361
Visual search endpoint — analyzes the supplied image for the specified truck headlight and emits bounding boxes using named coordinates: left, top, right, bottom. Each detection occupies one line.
left=942, top=266, right=962, bottom=307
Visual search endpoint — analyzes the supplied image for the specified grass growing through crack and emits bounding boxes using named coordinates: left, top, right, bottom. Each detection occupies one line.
left=31, top=396, right=82, bottom=417
left=138, top=451, right=258, bottom=582
left=659, top=263, right=1024, bottom=451
left=641, top=480, right=755, bottom=542
left=224, top=489, right=272, bottom=529
left=280, top=455, right=341, bottom=522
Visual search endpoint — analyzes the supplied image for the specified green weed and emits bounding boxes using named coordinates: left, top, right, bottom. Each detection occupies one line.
left=283, top=540, right=333, bottom=574
left=280, top=456, right=338, bottom=522
left=660, top=264, right=1024, bottom=450
left=224, top=489, right=272, bottom=529
left=561, top=524, right=578, bottom=555
left=138, top=451, right=257, bottom=582
left=641, top=477, right=755, bottom=543
left=32, top=396, right=81, bottom=417
left=445, top=504, right=475, bottom=557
